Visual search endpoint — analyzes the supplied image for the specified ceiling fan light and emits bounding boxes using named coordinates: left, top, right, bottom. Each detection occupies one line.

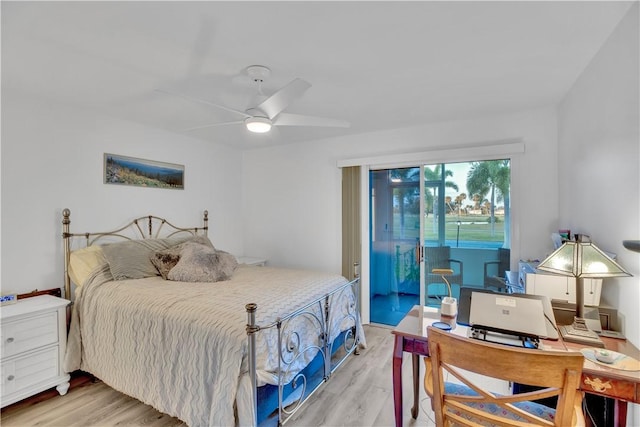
left=245, top=117, right=272, bottom=133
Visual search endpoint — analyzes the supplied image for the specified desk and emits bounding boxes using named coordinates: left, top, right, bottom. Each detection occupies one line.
left=391, top=306, right=640, bottom=427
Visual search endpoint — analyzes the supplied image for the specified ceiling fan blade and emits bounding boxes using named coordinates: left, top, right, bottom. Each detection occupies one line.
left=256, top=78, right=311, bottom=120
left=181, top=120, right=244, bottom=132
left=185, top=18, right=215, bottom=78
left=156, top=88, right=251, bottom=118
left=274, top=113, right=350, bottom=128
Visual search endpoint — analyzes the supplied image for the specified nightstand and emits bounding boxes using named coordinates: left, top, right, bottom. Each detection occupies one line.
left=1, top=295, right=71, bottom=408
left=235, top=256, right=267, bottom=267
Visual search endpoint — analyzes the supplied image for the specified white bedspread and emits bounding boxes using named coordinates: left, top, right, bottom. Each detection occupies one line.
left=65, top=264, right=363, bottom=427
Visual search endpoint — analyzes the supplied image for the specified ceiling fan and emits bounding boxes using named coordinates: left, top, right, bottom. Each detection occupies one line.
left=157, top=65, right=350, bottom=134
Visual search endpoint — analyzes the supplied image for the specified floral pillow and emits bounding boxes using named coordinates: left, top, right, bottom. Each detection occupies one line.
left=150, top=246, right=183, bottom=280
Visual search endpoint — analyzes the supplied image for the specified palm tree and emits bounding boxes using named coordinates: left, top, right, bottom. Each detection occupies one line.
left=466, top=160, right=511, bottom=244
left=423, top=165, right=458, bottom=215
left=424, top=165, right=459, bottom=189
left=455, top=193, right=467, bottom=216
left=444, top=196, right=454, bottom=214
left=472, top=193, right=482, bottom=211
left=482, top=199, right=491, bottom=215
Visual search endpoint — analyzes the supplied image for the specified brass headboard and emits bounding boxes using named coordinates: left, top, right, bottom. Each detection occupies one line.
left=62, top=208, right=208, bottom=300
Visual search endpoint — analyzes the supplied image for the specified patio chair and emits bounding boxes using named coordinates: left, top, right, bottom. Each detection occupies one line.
left=425, top=246, right=463, bottom=303
left=484, top=247, right=510, bottom=292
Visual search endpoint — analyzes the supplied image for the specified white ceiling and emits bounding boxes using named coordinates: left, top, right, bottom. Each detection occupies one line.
left=2, top=1, right=634, bottom=149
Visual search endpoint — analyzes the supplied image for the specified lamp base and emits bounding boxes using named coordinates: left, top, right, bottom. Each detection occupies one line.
left=440, top=297, right=457, bottom=317
left=559, top=318, right=605, bottom=348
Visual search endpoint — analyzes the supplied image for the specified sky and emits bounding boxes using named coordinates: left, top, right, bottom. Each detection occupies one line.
left=432, top=161, right=505, bottom=208
left=444, top=161, right=472, bottom=199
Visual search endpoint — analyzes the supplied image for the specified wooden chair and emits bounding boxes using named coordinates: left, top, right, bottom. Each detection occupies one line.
left=424, top=326, right=585, bottom=426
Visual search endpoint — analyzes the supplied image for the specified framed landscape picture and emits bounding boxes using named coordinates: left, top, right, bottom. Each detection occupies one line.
left=104, top=153, right=184, bottom=189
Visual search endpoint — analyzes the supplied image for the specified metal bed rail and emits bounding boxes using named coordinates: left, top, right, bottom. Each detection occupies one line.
left=246, top=271, right=361, bottom=426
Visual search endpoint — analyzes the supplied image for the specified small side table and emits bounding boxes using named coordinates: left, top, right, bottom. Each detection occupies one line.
left=1, top=295, right=71, bottom=408
left=235, top=256, right=267, bottom=267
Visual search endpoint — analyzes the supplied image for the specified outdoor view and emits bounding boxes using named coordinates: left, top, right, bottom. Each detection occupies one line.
left=370, top=159, right=511, bottom=326
left=391, top=160, right=510, bottom=248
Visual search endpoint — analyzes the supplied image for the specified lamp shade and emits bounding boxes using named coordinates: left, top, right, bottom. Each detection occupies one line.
left=537, top=241, right=631, bottom=279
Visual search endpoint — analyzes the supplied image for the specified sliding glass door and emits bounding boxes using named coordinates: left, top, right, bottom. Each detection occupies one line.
left=369, top=160, right=511, bottom=326
left=369, top=167, right=423, bottom=325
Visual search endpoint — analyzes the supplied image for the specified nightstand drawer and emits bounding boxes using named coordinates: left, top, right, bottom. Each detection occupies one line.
left=1, top=346, right=59, bottom=397
left=1, top=312, right=58, bottom=359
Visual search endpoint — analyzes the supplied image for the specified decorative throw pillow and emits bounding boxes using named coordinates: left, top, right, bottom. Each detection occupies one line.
left=167, top=242, right=238, bottom=283
left=102, top=236, right=190, bottom=280
left=150, top=246, right=183, bottom=280
left=150, top=235, right=216, bottom=279
left=215, top=250, right=238, bottom=277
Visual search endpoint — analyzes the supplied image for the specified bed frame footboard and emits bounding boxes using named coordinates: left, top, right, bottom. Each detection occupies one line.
left=246, top=268, right=361, bottom=426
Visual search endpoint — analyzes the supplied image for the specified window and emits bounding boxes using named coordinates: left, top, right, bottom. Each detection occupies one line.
left=368, top=159, right=512, bottom=326
left=424, top=160, right=510, bottom=249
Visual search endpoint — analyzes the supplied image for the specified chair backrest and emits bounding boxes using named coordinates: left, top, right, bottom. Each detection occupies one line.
left=425, top=246, right=452, bottom=270
left=496, top=247, right=510, bottom=274
left=483, top=248, right=511, bottom=291
left=425, top=326, right=584, bottom=426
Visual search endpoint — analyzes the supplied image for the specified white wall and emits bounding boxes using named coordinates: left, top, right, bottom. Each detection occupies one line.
left=558, top=5, right=639, bottom=343
left=558, top=6, right=639, bottom=424
left=1, top=90, right=244, bottom=296
left=242, top=106, right=559, bottom=274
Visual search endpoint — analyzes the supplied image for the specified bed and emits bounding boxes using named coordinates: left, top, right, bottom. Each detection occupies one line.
left=61, top=209, right=363, bottom=426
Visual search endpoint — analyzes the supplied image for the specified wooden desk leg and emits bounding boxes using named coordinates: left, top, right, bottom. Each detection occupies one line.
left=393, top=336, right=404, bottom=427
left=614, top=399, right=627, bottom=427
left=411, top=353, right=420, bottom=419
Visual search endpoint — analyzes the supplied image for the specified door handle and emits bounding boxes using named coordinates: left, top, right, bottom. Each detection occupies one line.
left=415, top=240, right=424, bottom=264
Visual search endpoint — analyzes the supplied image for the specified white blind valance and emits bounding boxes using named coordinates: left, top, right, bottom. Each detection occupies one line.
left=337, top=140, right=524, bottom=169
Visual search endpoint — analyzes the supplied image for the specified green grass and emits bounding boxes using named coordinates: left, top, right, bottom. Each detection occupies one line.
left=393, top=213, right=505, bottom=242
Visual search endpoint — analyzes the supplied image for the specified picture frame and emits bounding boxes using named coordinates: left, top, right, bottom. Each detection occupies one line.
left=104, top=153, right=184, bottom=189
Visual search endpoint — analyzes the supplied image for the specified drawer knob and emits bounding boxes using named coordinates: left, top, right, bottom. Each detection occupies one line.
left=7, top=375, right=15, bottom=381
left=6, top=337, right=14, bottom=343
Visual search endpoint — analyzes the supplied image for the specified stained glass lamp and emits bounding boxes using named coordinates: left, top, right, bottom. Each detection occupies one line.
left=537, top=240, right=632, bottom=346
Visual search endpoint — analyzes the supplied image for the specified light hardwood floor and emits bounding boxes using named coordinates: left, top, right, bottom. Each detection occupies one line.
left=1, top=325, right=436, bottom=427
